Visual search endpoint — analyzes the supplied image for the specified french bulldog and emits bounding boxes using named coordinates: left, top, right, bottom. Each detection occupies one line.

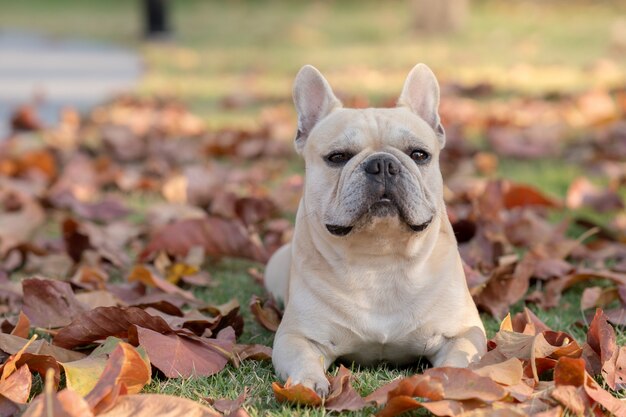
left=264, top=64, right=486, bottom=396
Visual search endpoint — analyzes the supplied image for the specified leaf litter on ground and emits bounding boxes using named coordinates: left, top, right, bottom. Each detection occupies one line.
left=0, top=83, right=625, bottom=416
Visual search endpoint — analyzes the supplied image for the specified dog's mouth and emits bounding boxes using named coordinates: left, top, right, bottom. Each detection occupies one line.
left=326, top=196, right=433, bottom=237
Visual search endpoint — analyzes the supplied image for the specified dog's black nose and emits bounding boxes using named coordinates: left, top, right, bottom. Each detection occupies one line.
left=364, top=155, right=400, bottom=177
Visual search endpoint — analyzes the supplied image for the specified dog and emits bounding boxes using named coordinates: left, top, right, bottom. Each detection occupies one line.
left=264, top=63, right=486, bottom=396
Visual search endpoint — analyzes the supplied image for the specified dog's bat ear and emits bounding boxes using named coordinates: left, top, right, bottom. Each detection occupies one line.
left=293, top=65, right=342, bottom=154
left=398, top=63, right=446, bottom=149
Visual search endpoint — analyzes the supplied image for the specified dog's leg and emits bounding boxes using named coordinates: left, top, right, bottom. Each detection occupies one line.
left=428, top=325, right=486, bottom=367
left=272, top=331, right=334, bottom=396
left=264, top=243, right=291, bottom=303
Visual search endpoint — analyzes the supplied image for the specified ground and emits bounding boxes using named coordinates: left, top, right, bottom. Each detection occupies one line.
left=1, top=1, right=625, bottom=416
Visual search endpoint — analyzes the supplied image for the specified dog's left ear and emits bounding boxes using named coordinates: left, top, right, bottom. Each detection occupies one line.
left=398, top=64, right=446, bottom=149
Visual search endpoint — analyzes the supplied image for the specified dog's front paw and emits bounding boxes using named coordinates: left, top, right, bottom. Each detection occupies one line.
left=292, top=373, right=330, bottom=397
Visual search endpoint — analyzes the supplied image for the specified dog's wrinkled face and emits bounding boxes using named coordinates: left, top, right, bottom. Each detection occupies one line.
left=293, top=64, right=446, bottom=238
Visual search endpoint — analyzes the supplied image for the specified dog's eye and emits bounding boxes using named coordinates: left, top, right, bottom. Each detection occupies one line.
left=325, top=152, right=354, bottom=165
left=410, top=149, right=431, bottom=164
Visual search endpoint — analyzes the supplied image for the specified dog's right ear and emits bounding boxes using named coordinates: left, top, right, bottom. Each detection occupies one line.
left=293, top=65, right=342, bottom=154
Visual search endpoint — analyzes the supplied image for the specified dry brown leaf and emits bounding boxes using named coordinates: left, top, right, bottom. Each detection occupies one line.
left=139, top=217, right=269, bottom=263
left=249, top=295, right=282, bottom=332
left=0, top=365, right=31, bottom=404
left=128, top=326, right=233, bottom=378
left=22, top=278, right=86, bottom=328
left=0, top=333, right=85, bottom=363
left=97, top=394, right=223, bottom=417
left=9, top=311, right=30, bottom=338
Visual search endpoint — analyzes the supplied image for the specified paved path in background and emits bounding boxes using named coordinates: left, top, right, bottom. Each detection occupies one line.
left=0, top=31, right=142, bottom=138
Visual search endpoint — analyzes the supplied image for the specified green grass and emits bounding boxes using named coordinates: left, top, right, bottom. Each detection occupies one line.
left=2, top=0, right=625, bottom=414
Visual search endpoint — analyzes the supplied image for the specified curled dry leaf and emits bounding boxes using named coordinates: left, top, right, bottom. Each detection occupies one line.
left=231, top=344, right=272, bottom=367
left=84, top=342, right=152, bottom=413
left=272, top=380, right=322, bottom=407
left=273, top=366, right=369, bottom=411
left=584, top=308, right=623, bottom=390
left=324, top=365, right=368, bottom=412
left=249, top=295, right=282, bottom=332
left=206, top=389, right=247, bottom=414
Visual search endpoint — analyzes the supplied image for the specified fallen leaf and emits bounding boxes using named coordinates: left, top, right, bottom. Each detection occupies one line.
left=22, top=277, right=86, bottom=328
left=84, top=342, right=151, bottom=413
left=272, top=379, right=322, bottom=406
left=139, top=217, right=269, bottom=263
left=503, top=183, right=560, bottom=209
left=0, top=365, right=31, bottom=404
left=207, top=389, right=246, bottom=414
left=550, top=385, right=586, bottom=417
left=249, top=295, right=282, bottom=332
left=0, top=333, right=85, bottom=362
left=22, top=369, right=93, bottom=417
left=554, top=357, right=586, bottom=387
left=61, top=337, right=129, bottom=396
left=566, top=177, right=624, bottom=212
left=583, top=373, right=626, bottom=416
left=324, top=366, right=367, bottom=412
left=97, top=394, right=222, bottom=417
left=424, top=367, right=507, bottom=402
left=9, top=311, right=30, bottom=338
left=585, top=309, right=619, bottom=389
left=128, top=265, right=198, bottom=302
left=128, top=326, right=233, bottom=378
left=472, top=357, right=524, bottom=386
left=231, top=344, right=272, bottom=367
left=53, top=306, right=172, bottom=349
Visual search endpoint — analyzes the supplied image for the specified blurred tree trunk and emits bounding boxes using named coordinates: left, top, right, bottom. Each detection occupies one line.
left=412, top=0, right=469, bottom=34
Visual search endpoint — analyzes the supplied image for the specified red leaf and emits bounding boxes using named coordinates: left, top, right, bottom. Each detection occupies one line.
left=139, top=217, right=269, bottom=263
left=129, top=326, right=233, bottom=378
left=503, top=183, right=560, bottom=209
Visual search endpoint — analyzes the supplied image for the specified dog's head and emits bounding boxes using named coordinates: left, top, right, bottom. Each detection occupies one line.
left=294, top=64, right=446, bottom=238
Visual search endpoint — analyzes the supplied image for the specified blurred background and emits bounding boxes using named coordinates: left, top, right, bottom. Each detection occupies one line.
left=1, top=0, right=626, bottom=129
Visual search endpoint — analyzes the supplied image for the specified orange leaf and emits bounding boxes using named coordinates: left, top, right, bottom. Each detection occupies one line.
left=9, top=311, right=31, bottom=338
left=554, top=357, right=586, bottom=387
left=0, top=365, right=32, bottom=404
left=85, top=342, right=151, bottom=413
left=272, top=379, right=322, bottom=406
